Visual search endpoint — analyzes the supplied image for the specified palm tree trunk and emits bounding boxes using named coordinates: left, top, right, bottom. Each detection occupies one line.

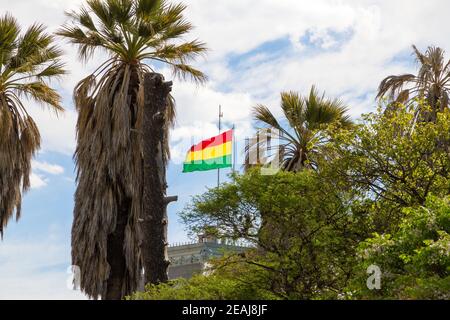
left=105, top=197, right=130, bottom=300
left=141, top=73, right=177, bottom=285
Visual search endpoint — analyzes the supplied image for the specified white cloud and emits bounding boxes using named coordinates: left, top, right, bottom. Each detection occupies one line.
left=176, top=84, right=252, bottom=124
left=32, top=161, right=65, bottom=175
left=184, top=0, right=450, bottom=119
left=186, top=0, right=357, bottom=58
left=29, top=161, right=65, bottom=189
left=30, top=173, right=48, bottom=189
left=27, top=105, right=78, bottom=156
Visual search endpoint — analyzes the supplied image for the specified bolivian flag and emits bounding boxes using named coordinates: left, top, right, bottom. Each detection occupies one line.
left=183, top=129, right=233, bottom=173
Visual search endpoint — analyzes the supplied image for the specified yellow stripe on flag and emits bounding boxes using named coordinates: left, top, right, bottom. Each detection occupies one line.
left=185, top=141, right=232, bottom=162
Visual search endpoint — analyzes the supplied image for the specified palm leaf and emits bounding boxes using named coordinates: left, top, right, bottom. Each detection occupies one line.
left=250, top=86, right=352, bottom=172
left=378, top=44, right=450, bottom=120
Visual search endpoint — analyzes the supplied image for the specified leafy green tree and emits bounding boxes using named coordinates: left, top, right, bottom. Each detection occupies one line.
left=180, top=169, right=361, bottom=299
left=0, top=14, right=65, bottom=237
left=348, top=195, right=450, bottom=299
left=249, top=86, right=352, bottom=171
left=58, top=0, right=206, bottom=299
left=327, top=104, right=450, bottom=210
left=128, top=259, right=280, bottom=300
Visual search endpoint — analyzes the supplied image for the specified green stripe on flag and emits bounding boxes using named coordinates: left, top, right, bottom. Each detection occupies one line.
left=183, top=155, right=232, bottom=173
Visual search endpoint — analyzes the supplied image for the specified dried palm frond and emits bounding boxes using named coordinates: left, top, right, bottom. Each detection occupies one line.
left=72, top=62, right=146, bottom=298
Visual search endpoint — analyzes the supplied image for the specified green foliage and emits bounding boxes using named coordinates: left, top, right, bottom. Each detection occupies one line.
left=128, top=260, right=280, bottom=300
left=327, top=104, right=450, bottom=208
left=180, top=169, right=363, bottom=299
left=348, top=195, right=450, bottom=299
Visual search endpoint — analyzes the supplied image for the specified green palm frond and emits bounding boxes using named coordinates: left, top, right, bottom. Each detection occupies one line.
left=0, top=14, right=20, bottom=62
left=58, top=0, right=207, bottom=82
left=280, top=91, right=304, bottom=130
left=304, top=86, right=351, bottom=130
left=249, top=87, right=352, bottom=172
left=135, top=0, right=163, bottom=19
left=14, top=82, right=64, bottom=112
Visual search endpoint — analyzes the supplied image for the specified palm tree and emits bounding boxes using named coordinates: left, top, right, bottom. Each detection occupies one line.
left=57, top=0, right=206, bottom=299
left=248, top=86, right=352, bottom=172
left=377, top=45, right=450, bottom=122
left=0, top=14, right=65, bottom=237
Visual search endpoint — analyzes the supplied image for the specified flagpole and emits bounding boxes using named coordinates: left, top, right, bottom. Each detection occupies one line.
left=232, top=124, right=236, bottom=173
left=217, top=105, right=223, bottom=188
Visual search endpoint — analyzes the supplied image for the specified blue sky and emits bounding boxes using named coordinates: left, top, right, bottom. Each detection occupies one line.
left=1, top=0, right=450, bottom=299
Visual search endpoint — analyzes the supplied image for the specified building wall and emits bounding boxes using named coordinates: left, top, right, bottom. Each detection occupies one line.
left=167, top=241, right=248, bottom=280
left=136, top=241, right=248, bottom=291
